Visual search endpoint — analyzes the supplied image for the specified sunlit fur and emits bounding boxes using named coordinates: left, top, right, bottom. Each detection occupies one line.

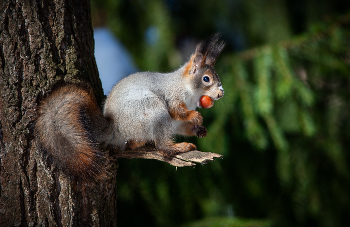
left=104, top=34, right=225, bottom=153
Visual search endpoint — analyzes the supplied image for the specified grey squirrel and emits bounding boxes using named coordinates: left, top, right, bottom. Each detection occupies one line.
left=36, top=34, right=225, bottom=179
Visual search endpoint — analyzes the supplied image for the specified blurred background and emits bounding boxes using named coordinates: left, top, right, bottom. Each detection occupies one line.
left=90, top=0, right=350, bottom=226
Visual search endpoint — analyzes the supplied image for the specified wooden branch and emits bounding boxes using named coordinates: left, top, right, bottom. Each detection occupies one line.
left=113, top=148, right=222, bottom=167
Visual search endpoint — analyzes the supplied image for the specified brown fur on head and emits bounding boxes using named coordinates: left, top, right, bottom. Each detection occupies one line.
left=183, top=34, right=225, bottom=104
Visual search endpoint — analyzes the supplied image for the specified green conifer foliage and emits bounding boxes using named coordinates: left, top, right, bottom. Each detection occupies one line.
left=199, top=14, right=350, bottom=226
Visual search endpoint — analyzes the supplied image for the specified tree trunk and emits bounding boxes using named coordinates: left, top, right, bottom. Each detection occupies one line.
left=0, top=0, right=117, bottom=226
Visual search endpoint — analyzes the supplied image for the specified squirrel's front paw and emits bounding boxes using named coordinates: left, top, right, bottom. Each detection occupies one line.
left=192, top=125, right=207, bottom=138
left=188, top=111, right=203, bottom=125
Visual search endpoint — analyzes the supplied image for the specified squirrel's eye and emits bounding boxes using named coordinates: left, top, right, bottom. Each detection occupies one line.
left=203, top=76, right=210, bottom=83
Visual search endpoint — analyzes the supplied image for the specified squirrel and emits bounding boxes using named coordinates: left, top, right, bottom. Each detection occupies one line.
left=36, top=34, right=225, bottom=180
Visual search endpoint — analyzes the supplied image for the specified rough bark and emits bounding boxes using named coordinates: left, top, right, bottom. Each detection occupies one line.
left=0, top=1, right=117, bottom=226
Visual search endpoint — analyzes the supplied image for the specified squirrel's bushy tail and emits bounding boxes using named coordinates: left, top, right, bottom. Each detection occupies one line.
left=36, top=84, right=108, bottom=180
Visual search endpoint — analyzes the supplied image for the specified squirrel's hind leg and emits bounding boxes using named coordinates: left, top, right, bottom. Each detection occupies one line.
left=155, top=140, right=196, bottom=156
left=147, top=105, right=196, bottom=155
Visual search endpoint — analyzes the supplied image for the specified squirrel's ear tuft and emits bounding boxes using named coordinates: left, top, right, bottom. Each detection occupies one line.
left=194, top=33, right=225, bottom=67
left=204, top=33, right=225, bottom=66
left=184, top=33, right=225, bottom=76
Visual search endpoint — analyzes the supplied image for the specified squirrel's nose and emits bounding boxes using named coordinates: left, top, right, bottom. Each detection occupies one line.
left=217, top=91, right=224, bottom=99
left=216, top=84, right=224, bottom=99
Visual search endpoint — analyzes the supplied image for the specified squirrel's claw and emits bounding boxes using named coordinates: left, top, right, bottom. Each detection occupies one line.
left=192, top=125, right=207, bottom=138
